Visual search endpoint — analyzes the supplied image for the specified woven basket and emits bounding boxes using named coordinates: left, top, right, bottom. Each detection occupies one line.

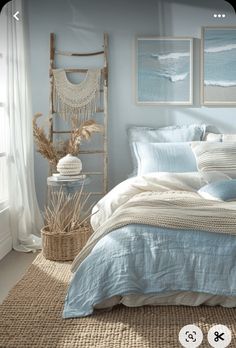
left=41, top=223, right=91, bottom=261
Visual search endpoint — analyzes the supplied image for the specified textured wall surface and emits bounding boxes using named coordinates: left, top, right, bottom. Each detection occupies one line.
left=26, top=0, right=236, bottom=209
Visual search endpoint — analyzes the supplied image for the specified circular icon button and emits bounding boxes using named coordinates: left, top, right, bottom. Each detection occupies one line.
left=179, top=324, right=203, bottom=348
left=208, top=324, right=232, bottom=348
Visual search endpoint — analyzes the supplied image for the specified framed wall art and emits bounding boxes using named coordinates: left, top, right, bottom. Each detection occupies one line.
left=201, top=27, right=236, bottom=106
left=135, top=37, right=193, bottom=105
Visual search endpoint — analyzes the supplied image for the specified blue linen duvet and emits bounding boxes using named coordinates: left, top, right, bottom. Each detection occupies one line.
left=63, top=224, right=236, bottom=318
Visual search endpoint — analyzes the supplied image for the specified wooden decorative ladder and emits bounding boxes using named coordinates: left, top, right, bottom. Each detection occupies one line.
left=48, top=33, right=109, bottom=202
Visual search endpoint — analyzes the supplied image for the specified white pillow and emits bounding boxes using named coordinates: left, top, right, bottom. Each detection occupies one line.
left=191, top=142, right=236, bottom=178
left=205, top=133, right=236, bottom=142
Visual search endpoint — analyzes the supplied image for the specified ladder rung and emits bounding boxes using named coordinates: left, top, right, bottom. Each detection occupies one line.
left=53, top=130, right=71, bottom=134
left=55, top=50, right=104, bottom=57
left=81, top=192, right=104, bottom=195
left=57, top=68, right=106, bottom=74
left=53, top=127, right=104, bottom=134
left=64, top=68, right=88, bottom=73
left=79, top=150, right=105, bottom=154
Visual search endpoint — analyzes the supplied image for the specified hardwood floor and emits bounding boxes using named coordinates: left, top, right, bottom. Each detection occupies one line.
left=0, top=250, right=38, bottom=304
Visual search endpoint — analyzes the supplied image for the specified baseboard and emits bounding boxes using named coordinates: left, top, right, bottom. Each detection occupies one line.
left=0, top=234, right=12, bottom=261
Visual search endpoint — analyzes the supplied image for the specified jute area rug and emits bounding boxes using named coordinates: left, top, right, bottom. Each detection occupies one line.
left=0, top=253, right=236, bottom=348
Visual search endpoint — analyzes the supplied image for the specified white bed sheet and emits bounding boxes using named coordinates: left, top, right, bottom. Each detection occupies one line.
left=95, top=291, right=236, bottom=310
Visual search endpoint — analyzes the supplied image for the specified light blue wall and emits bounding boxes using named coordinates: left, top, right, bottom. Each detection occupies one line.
left=26, top=0, right=236, bottom=209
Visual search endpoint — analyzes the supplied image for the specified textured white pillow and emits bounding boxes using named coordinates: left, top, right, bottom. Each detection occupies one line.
left=204, top=133, right=222, bottom=142
left=205, top=132, right=236, bottom=142
left=191, top=142, right=236, bottom=178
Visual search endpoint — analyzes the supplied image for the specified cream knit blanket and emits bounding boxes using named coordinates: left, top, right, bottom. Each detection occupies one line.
left=71, top=171, right=236, bottom=272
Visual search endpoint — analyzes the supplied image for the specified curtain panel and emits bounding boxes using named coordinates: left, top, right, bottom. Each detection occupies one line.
left=2, top=0, right=43, bottom=252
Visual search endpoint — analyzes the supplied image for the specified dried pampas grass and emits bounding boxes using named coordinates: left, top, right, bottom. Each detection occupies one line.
left=33, top=113, right=59, bottom=167
left=45, top=185, right=96, bottom=234
left=61, top=117, right=103, bottom=156
left=33, top=113, right=103, bottom=165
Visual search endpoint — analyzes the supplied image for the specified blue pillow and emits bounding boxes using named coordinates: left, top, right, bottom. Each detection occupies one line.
left=132, top=142, right=197, bottom=175
left=128, top=124, right=206, bottom=176
left=198, top=180, right=236, bottom=201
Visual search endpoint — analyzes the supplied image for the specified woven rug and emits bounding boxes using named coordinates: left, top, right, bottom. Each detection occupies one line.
left=0, top=253, right=236, bottom=348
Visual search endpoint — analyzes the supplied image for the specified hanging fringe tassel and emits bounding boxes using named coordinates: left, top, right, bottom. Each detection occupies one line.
left=52, top=68, right=101, bottom=126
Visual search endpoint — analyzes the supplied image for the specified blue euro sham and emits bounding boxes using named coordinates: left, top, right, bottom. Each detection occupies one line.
left=127, top=124, right=206, bottom=176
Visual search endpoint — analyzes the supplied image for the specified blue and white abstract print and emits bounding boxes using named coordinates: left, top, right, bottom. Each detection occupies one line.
left=204, top=29, right=236, bottom=87
left=137, top=38, right=192, bottom=104
left=203, top=28, right=236, bottom=104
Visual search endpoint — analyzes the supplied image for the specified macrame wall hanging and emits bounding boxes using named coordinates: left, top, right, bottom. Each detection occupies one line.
left=52, top=68, right=101, bottom=124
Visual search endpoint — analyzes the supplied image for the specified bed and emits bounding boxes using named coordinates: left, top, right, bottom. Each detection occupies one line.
left=63, top=125, right=236, bottom=318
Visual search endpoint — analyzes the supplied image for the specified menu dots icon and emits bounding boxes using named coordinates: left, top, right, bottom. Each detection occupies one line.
left=213, top=13, right=226, bottom=18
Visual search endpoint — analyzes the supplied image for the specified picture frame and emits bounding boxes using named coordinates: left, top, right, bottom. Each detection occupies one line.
left=201, top=26, right=236, bottom=106
left=135, top=37, right=193, bottom=105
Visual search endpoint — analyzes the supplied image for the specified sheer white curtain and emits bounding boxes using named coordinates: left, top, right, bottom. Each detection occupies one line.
left=0, top=3, right=9, bottom=208
left=2, top=0, right=43, bottom=252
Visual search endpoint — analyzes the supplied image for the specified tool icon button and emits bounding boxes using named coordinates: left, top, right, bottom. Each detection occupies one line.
left=179, top=324, right=203, bottom=348
left=214, top=331, right=225, bottom=342
left=208, top=325, right=232, bottom=347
